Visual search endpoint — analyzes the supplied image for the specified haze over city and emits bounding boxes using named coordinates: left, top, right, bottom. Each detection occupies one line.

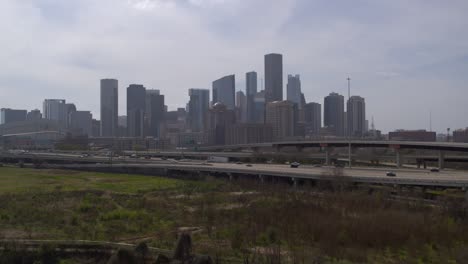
left=1, top=0, right=468, bottom=133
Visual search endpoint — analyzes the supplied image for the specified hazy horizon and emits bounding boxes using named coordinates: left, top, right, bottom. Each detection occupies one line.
left=1, top=0, right=467, bottom=133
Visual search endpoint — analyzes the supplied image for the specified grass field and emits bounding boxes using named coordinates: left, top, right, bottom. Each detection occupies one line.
left=0, top=167, right=204, bottom=194
left=1, top=166, right=468, bottom=263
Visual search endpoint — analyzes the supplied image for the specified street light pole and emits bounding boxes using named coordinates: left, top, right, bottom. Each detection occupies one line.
left=347, top=77, right=352, bottom=168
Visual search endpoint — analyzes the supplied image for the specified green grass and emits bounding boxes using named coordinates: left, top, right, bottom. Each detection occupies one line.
left=0, top=167, right=206, bottom=194
left=0, top=166, right=468, bottom=263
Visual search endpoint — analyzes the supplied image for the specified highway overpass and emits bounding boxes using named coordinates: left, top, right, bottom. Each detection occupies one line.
left=46, top=162, right=468, bottom=190
left=198, top=140, right=468, bottom=152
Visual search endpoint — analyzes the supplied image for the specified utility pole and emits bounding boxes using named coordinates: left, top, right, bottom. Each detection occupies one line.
left=347, top=77, right=352, bottom=168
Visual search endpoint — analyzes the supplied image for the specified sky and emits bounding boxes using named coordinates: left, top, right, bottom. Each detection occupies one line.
left=0, top=0, right=467, bottom=133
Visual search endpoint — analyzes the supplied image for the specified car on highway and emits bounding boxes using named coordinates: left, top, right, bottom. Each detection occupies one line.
left=386, top=171, right=396, bottom=177
left=236, top=161, right=243, bottom=165
left=246, top=164, right=253, bottom=167
left=290, top=162, right=300, bottom=168
left=430, top=168, right=440, bottom=172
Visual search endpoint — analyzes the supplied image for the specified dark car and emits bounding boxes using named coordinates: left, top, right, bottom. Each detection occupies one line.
left=430, top=168, right=440, bottom=172
left=386, top=171, right=396, bottom=177
left=246, top=164, right=253, bottom=167
left=290, top=162, right=300, bottom=168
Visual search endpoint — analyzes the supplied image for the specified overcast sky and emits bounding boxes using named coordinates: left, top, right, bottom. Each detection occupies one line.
left=1, top=0, right=467, bottom=133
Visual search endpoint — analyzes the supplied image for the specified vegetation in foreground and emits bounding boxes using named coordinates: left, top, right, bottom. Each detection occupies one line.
left=0, top=166, right=468, bottom=263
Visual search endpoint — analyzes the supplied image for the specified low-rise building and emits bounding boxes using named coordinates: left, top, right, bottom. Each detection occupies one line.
left=388, top=130, right=436, bottom=142
left=453, top=128, right=468, bottom=143
left=225, top=123, right=273, bottom=145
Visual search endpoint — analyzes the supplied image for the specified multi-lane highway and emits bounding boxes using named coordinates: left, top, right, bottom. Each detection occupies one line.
left=2, top=150, right=468, bottom=188
left=52, top=161, right=468, bottom=188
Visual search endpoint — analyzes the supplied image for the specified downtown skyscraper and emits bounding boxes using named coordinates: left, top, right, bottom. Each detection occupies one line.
left=212, top=75, right=235, bottom=110
left=146, top=89, right=165, bottom=138
left=324, top=92, right=345, bottom=137
left=100, top=79, right=118, bottom=137
left=264, top=53, right=283, bottom=103
left=287, top=74, right=302, bottom=108
left=347, top=96, right=366, bottom=137
left=188, top=89, right=210, bottom=132
left=246, top=71, right=257, bottom=123
left=127, top=84, right=146, bottom=137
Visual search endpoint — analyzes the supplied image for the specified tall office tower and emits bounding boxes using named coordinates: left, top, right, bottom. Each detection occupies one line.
left=212, top=75, right=235, bottom=110
left=347, top=96, right=366, bottom=137
left=265, top=100, right=296, bottom=141
left=26, top=109, right=42, bottom=121
left=43, top=99, right=67, bottom=127
left=235, top=90, right=247, bottom=123
left=127, top=84, right=146, bottom=137
left=207, top=102, right=236, bottom=145
left=304, top=102, right=322, bottom=135
left=69, top=111, right=93, bottom=136
left=264, top=53, right=283, bottom=103
left=287, top=74, right=302, bottom=107
left=100, top=79, right=118, bottom=137
left=246, top=71, right=257, bottom=122
left=253, top=90, right=266, bottom=124
left=188, top=89, right=210, bottom=132
left=324, top=92, right=345, bottom=137
left=65, top=103, right=76, bottom=128
left=0, top=108, right=27, bottom=124
left=146, top=89, right=165, bottom=138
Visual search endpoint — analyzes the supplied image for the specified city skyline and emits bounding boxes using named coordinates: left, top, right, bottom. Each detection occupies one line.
left=1, top=0, right=467, bottom=133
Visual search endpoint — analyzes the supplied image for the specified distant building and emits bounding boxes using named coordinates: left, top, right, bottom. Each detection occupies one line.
left=100, top=79, right=118, bottom=137
left=145, top=89, right=165, bottom=138
left=388, top=130, right=436, bottom=142
left=226, top=123, right=273, bottom=145
left=69, top=111, right=93, bottom=136
left=206, top=103, right=236, bottom=145
left=127, top=84, right=146, bottom=137
left=174, top=132, right=206, bottom=148
left=43, top=99, right=67, bottom=127
left=65, top=103, right=76, bottom=128
left=246, top=71, right=257, bottom=123
left=453, top=128, right=468, bottom=143
left=188, top=89, right=210, bottom=132
left=26, top=109, right=42, bottom=121
left=304, top=102, right=321, bottom=135
left=253, top=91, right=266, bottom=124
left=287, top=74, right=302, bottom=108
left=212, top=75, right=235, bottom=110
left=0, top=119, right=63, bottom=136
left=265, top=101, right=297, bottom=141
left=324, top=93, right=345, bottom=137
left=0, top=108, right=27, bottom=124
left=347, top=96, right=366, bottom=137
left=265, top=53, right=283, bottom=102
left=92, top=119, right=101, bottom=137
left=235, top=90, right=247, bottom=123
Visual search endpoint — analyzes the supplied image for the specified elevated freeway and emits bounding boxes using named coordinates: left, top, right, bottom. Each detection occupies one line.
left=199, top=140, right=468, bottom=152
left=49, top=162, right=468, bottom=189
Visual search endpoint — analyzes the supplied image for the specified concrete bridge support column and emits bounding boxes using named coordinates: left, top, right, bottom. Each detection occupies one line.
left=259, top=174, right=264, bottom=183
left=292, top=177, right=297, bottom=188
left=325, top=148, right=331, bottom=166
left=228, top=173, right=233, bottom=181
left=465, top=190, right=468, bottom=203
left=438, top=150, right=445, bottom=170
left=396, top=149, right=402, bottom=168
